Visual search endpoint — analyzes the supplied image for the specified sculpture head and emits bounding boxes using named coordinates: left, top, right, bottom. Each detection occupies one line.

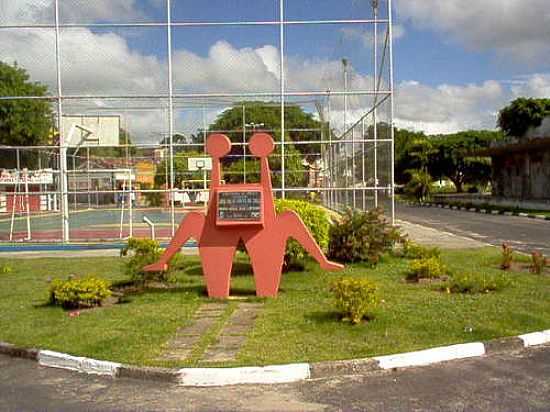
left=249, top=133, right=275, bottom=158
left=206, top=133, right=232, bottom=159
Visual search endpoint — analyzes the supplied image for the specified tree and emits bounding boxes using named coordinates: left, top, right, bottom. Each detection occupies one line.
left=0, top=61, right=53, bottom=147
left=207, top=101, right=325, bottom=158
left=224, top=143, right=307, bottom=188
left=405, top=169, right=433, bottom=202
left=498, top=97, right=550, bottom=137
left=430, top=130, right=502, bottom=192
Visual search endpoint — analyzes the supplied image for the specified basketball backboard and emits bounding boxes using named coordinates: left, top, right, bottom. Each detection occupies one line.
left=188, top=157, right=213, bottom=171
left=62, top=115, right=120, bottom=147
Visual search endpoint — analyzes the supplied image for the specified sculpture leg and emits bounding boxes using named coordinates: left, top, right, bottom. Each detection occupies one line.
left=246, top=237, right=286, bottom=297
left=278, top=211, right=344, bottom=271
left=199, top=245, right=237, bottom=298
left=144, top=212, right=205, bottom=272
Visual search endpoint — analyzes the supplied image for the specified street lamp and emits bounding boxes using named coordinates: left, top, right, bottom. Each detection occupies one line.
left=243, top=122, right=265, bottom=183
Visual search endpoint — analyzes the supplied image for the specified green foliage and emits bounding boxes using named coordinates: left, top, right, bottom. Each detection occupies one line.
left=0, top=264, right=13, bottom=274
left=328, top=208, right=404, bottom=265
left=48, top=277, right=111, bottom=309
left=501, top=243, right=514, bottom=270
left=530, top=251, right=546, bottom=275
left=407, top=257, right=447, bottom=281
left=330, top=277, right=378, bottom=324
left=402, top=241, right=441, bottom=260
left=444, top=272, right=511, bottom=294
left=207, top=101, right=325, bottom=157
left=275, top=199, right=330, bottom=270
left=0, top=61, right=53, bottom=149
left=404, top=169, right=433, bottom=202
left=226, top=142, right=307, bottom=188
left=429, top=130, right=502, bottom=192
left=120, top=238, right=164, bottom=282
left=498, top=97, right=550, bottom=137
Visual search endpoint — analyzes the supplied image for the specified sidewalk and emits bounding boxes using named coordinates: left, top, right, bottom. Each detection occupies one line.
left=397, top=220, right=487, bottom=249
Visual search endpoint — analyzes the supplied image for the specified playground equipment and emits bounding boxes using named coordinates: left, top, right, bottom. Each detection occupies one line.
left=144, top=133, right=343, bottom=298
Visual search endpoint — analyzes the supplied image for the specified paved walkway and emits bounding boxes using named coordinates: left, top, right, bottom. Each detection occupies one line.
left=158, top=302, right=263, bottom=363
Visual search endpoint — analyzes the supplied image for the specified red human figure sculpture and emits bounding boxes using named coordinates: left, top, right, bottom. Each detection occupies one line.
left=144, top=133, right=343, bottom=298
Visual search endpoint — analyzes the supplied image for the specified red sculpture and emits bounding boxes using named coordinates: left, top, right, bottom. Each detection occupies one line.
left=144, top=133, right=343, bottom=298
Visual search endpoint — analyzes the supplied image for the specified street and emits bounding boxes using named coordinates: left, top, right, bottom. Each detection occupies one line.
left=397, top=203, right=550, bottom=255
left=1, top=345, right=549, bottom=411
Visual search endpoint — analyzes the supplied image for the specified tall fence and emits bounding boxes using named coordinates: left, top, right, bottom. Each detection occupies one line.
left=0, top=0, right=395, bottom=243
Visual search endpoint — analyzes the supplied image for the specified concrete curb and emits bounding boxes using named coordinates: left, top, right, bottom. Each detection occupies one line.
left=411, top=202, right=550, bottom=221
left=2, top=329, right=549, bottom=386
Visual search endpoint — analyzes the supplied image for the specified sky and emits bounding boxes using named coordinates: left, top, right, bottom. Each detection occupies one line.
left=0, top=0, right=549, bottom=141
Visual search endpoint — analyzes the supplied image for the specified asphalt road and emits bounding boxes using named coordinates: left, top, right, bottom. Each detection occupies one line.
left=1, top=346, right=549, bottom=411
left=397, top=203, right=550, bottom=255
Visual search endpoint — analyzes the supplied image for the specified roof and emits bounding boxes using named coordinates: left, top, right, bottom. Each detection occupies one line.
left=475, top=136, right=550, bottom=156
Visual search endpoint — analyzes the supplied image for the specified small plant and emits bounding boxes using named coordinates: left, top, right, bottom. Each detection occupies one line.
left=406, top=257, right=447, bottom=281
left=330, top=277, right=378, bottom=324
left=443, top=272, right=511, bottom=294
left=48, top=277, right=111, bottom=309
left=275, top=199, right=330, bottom=271
left=402, top=240, right=441, bottom=260
left=120, top=238, right=164, bottom=283
left=0, top=264, right=13, bottom=274
left=328, top=208, right=404, bottom=265
left=531, top=251, right=546, bottom=274
left=501, top=243, right=514, bottom=270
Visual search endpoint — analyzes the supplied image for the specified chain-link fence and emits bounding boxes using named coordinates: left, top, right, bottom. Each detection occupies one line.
left=0, top=0, right=395, bottom=243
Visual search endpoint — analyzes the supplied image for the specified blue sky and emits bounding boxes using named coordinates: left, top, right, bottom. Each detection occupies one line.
left=1, top=0, right=549, bottom=137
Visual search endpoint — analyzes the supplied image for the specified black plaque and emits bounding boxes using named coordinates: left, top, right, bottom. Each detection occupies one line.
left=217, top=191, right=262, bottom=222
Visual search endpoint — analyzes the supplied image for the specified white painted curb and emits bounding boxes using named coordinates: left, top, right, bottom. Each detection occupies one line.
left=38, top=350, right=120, bottom=376
left=518, top=330, right=550, bottom=347
left=374, top=343, right=486, bottom=370
left=178, top=363, right=310, bottom=387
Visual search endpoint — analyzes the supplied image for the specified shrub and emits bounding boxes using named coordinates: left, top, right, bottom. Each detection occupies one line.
left=1, top=264, right=12, bottom=274
left=120, top=238, right=164, bottom=283
left=330, top=277, right=378, bottom=324
left=328, top=208, right=404, bottom=265
left=407, top=257, right=447, bottom=281
left=501, top=243, right=514, bottom=270
left=531, top=251, right=546, bottom=274
left=275, top=199, right=330, bottom=271
left=444, top=272, right=511, bottom=294
left=402, top=240, right=441, bottom=260
left=49, top=277, right=111, bottom=309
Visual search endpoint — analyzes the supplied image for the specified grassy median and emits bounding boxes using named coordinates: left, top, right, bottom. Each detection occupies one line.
left=0, top=247, right=549, bottom=367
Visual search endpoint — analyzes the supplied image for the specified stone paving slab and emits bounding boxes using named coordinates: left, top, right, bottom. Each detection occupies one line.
left=200, top=302, right=264, bottom=363
left=156, top=302, right=227, bottom=361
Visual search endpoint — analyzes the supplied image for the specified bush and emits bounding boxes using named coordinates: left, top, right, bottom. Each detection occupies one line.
left=330, top=277, right=378, bottom=324
left=120, top=238, right=164, bottom=283
left=402, top=240, right=441, bottom=260
left=275, top=199, right=330, bottom=271
left=328, top=208, right=404, bottom=265
left=1, top=264, right=12, bottom=274
left=443, top=272, right=511, bottom=294
left=407, top=257, right=447, bottom=281
left=49, top=277, right=111, bottom=309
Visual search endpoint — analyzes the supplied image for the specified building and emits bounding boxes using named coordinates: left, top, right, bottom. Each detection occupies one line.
left=479, top=118, right=550, bottom=201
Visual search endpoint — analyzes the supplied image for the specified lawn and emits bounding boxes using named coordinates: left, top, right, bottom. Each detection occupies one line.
left=0, top=247, right=549, bottom=368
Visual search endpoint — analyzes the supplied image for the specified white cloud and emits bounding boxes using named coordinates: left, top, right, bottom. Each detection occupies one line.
left=509, top=73, right=550, bottom=98
left=396, top=0, right=550, bottom=64
left=341, top=24, right=405, bottom=49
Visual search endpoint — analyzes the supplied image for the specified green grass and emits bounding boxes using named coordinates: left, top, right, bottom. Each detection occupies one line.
left=1, top=247, right=549, bottom=368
